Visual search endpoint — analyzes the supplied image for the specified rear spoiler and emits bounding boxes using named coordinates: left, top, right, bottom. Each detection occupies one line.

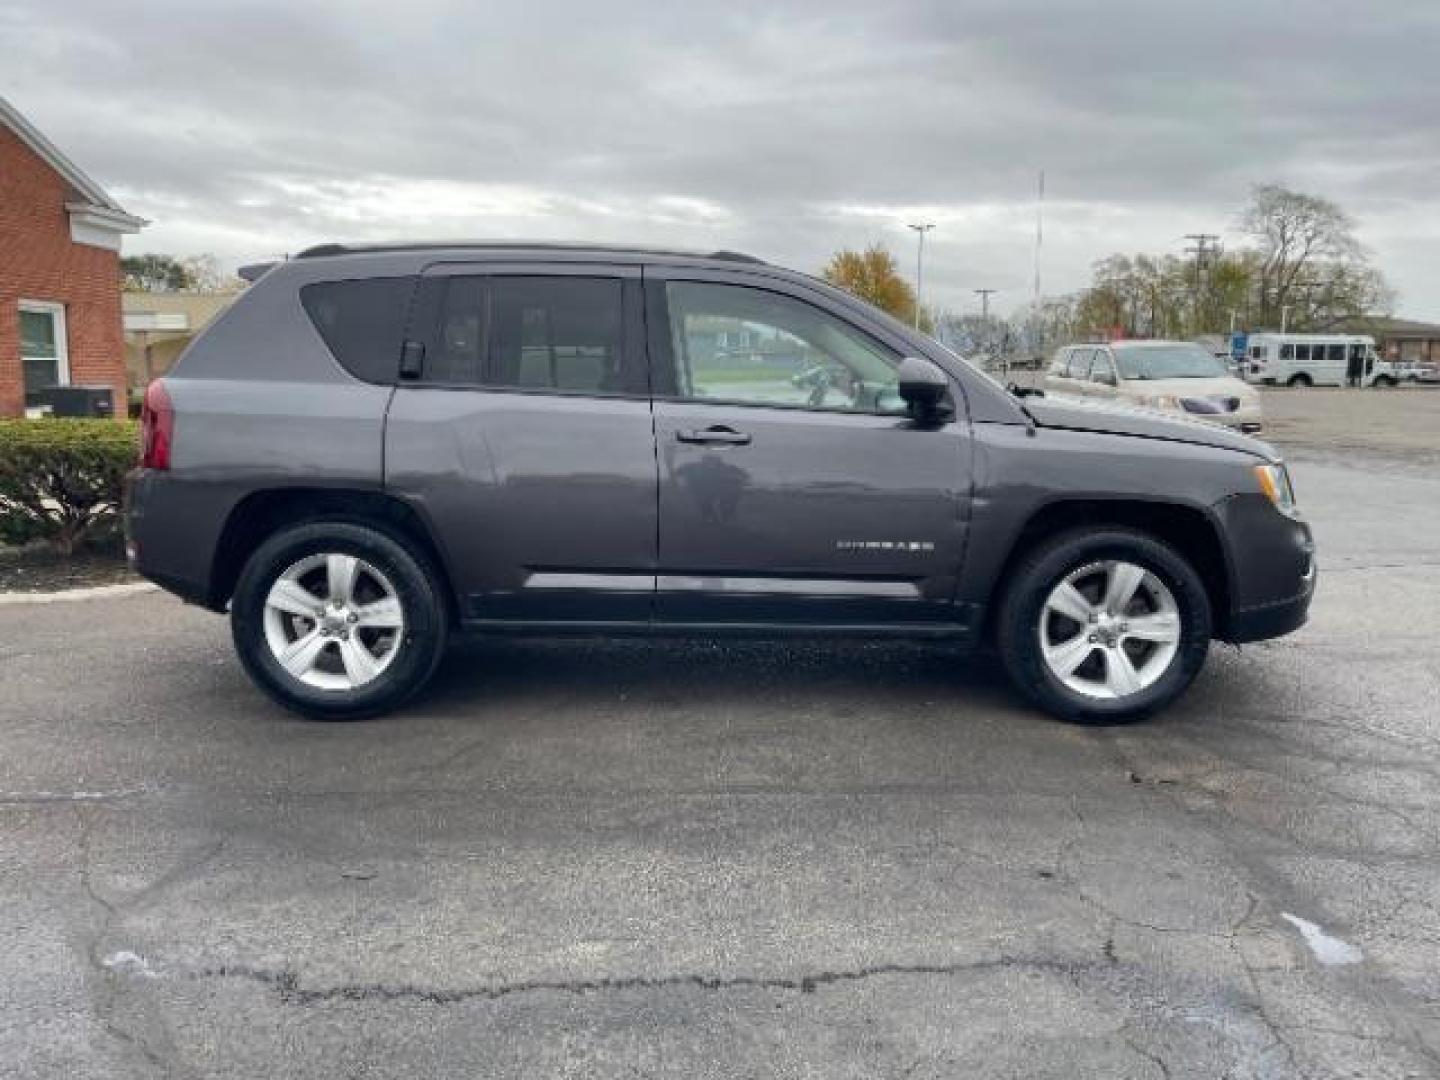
left=238, top=261, right=277, bottom=283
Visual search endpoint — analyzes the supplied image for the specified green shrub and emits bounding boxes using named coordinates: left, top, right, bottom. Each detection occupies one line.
left=0, top=419, right=139, bottom=555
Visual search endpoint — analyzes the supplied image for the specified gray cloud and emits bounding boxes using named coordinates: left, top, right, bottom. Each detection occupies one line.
left=3, top=0, right=1436, bottom=314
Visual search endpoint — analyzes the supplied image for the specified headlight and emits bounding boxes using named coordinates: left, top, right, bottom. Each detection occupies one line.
left=1141, top=394, right=1180, bottom=409
left=1254, top=463, right=1298, bottom=514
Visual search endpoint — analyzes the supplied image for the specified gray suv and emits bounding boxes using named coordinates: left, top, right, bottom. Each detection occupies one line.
left=126, top=243, right=1315, bottom=723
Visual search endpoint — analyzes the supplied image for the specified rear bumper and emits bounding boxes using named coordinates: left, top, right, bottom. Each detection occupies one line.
left=125, top=469, right=223, bottom=609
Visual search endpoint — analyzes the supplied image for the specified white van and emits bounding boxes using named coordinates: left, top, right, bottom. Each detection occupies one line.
left=1243, top=334, right=1397, bottom=387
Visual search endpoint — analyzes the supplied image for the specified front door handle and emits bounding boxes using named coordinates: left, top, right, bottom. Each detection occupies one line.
left=676, top=426, right=752, bottom=446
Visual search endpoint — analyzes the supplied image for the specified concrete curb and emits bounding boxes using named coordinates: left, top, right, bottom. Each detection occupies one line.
left=0, top=581, right=159, bottom=605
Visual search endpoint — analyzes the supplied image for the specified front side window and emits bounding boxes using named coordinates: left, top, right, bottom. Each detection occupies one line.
left=431, top=276, right=626, bottom=394
left=1066, top=348, right=1093, bottom=380
left=1091, top=353, right=1116, bottom=383
left=1280, top=344, right=1294, bottom=360
left=665, top=282, right=903, bottom=414
left=19, top=302, right=68, bottom=407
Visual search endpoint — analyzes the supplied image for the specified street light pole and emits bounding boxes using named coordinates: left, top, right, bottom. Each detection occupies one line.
left=907, top=222, right=935, bottom=330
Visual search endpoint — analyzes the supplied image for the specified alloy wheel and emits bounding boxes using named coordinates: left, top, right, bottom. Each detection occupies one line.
left=1037, top=559, right=1181, bottom=700
left=262, top=553, right=405, bottom=691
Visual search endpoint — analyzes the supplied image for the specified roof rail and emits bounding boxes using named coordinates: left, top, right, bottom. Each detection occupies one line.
left=291, top=241, right=766, bottom=264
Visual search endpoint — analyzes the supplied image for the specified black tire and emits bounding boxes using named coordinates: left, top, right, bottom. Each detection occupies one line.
left=230, top=521, right=448, bottom=720
left=996, top=528, right=1212, bottom=724
left=1373, top=376, right=1395, bottom=389
left=1286, top=373, right=1312, bottom=388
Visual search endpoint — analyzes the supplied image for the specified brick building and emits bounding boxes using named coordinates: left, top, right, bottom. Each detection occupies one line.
left=1, top=94, right=145, bottom=417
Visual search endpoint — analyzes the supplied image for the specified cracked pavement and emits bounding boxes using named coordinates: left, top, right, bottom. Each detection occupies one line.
left=2, top=445, right=1439, bottom=1078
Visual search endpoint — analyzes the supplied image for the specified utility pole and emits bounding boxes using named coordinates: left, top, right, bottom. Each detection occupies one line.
left=1184, top=233, right=1221, bottom=333
left=974, top=288, right=998, bottom=376
left=907, top=222, right=935, bottom=331
left=1281, top=305, right=1292, bottom=334
left=1184, top=234, right=1221, bottom=289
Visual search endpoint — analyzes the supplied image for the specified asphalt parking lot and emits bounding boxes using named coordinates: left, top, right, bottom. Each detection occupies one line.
left=3, top=391, right=1439, bottom=1079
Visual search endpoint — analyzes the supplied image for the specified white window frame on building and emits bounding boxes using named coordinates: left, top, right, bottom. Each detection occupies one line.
left=19, top=299, right=70, bottom=413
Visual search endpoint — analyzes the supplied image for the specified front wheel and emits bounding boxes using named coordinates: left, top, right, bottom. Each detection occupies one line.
left=231, top=522, right=448, bottom=719
left=996, top=528, right=1212, bottom=724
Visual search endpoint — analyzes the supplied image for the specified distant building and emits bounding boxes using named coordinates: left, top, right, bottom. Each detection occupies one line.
left=123, top=291, right=238, bottom=388
left=1343, top=317, right=1440, bottom=365
left=0, top=94, right=145, bottom=417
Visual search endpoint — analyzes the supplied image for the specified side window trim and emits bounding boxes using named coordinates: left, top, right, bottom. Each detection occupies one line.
left=644, top=276, right=907, bottom=417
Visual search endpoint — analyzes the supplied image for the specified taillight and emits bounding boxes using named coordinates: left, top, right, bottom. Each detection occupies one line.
left=139, top=379, right=174, bottom=470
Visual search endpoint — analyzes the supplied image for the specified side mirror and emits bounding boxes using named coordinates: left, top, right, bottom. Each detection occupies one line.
left=897, top=357, right=953, bottom=420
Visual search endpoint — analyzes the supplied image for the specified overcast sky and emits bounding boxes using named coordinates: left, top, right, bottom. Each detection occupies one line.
left=4, top=0, right=1437, bottom=317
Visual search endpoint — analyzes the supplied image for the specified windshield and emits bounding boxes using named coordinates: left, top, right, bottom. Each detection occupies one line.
left=1114, top=344, right=1229, bottom=380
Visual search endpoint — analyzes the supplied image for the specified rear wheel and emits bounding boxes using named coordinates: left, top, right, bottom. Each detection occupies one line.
left=996, top=528, right=1212, bottom=723
left=1373, top=375, right=1396, bottom=388
left=231, top=522, right=448, bottom=719
left=1286, top=373, right=1312, bottom=388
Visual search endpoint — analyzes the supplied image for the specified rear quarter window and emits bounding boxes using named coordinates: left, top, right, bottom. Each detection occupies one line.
left=300, top=277, right=416, bottom=383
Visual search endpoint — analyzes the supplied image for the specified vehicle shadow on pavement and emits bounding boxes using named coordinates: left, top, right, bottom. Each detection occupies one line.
left=420, top=636, right=1022, bottom=716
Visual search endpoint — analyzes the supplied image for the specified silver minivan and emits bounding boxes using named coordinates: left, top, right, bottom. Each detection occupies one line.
left=1047, top=340, right=1263, bottom=433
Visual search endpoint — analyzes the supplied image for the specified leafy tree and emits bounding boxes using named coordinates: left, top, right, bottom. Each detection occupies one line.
left=821, top=244, right=929, bottom=329
left=120, top=254, right=195, bottom=293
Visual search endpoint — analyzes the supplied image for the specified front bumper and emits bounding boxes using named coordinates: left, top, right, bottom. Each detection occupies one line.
left=1175, top=401, right=1264, bottom=434
left=1213, top=491, right=1315, bottom=644
left=1227, top=581, right=1314, bottom=643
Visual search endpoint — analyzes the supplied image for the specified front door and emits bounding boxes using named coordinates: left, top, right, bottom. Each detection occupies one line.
left=646, top=271, right=972, bottom=628
left=386, top=266, right=658, bottom=623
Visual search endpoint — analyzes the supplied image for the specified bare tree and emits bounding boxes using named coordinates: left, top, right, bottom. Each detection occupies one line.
left=1240, top=184, right=1374, bottom=329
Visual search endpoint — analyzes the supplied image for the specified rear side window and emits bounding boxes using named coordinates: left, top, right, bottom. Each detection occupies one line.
left=428, top=276, right=627, bottom=395
left=300, top=277, right=414, bottom=384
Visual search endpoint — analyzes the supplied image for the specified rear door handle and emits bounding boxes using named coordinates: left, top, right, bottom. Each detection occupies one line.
left=676, top=426, right=752, bottom=446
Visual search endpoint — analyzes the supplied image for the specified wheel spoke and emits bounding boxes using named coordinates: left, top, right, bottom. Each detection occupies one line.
left=1043, top=632, right=1096, bottom=677
left=1045, top=581, right=1094, bottom=624
left=1104, top=648, right=1144, bottom=697
left=326, top=555, right=360, bottom=605
left=1123, top=611, right=1180, bottom=645
left=354, top=597, right=403, bottom=629
left=267, top=579, right=324, bottom=618
left=338, top=637, right=380, bottom=685
left=1103, top=562, right=1146, bottom=615
left=277, top=630, right=328, bottom=678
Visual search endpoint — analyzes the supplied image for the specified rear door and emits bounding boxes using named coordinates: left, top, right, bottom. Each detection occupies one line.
left=645, top=268, right=973, bottom=629
left=385, top=263, right=658, bottom=624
